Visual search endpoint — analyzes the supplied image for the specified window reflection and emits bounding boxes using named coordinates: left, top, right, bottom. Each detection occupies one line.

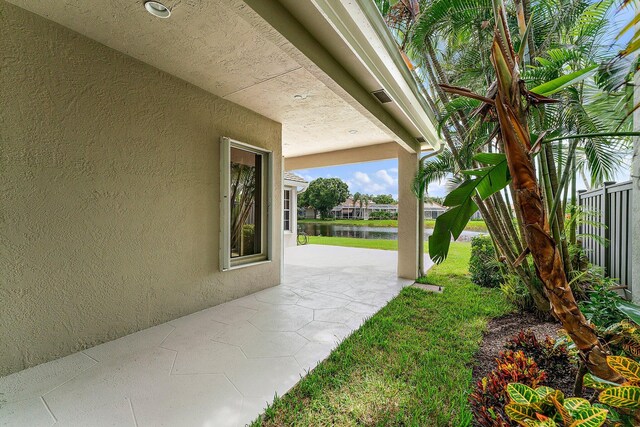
left=230, top=147, right=262, bottom=258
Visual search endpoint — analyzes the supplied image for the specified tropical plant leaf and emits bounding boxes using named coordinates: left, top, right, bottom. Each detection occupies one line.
left=443, top=179, right=479, bottom=207
left=530, top=65, right=598, bottom=96
left=542, top=388, right=564, bottom=405
left=524, top=418, right=557, bottom=427
left=508, top=383, right=540, bottom=404
left=598, top=386, right=640, bottom=409
left=583, top=373, right=618, bottom=390
left=430, top=152, right=507, bottom=264
left=505, top=402, right=537, bottom=422
left=607, top=356, right=640, bottom=383
left=428, top=198, right=478, bottom=263
left=473, top=152, right=506, bottom=165
left=552, top=395, right=572, bottom=425
left=535, top=386, right=556, bottom=399
left=567, top=407, right=607, bottom=427
left=593, top=403, right=622, bottom=422
left=460, top=160, right=510, bottom=199
left=563, top=397, right=591, bottom=415
left=617, top=300, right=640, bottom=326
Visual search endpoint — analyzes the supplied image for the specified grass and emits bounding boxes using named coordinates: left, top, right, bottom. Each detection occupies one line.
left=306, top=236, right=471, bottom=252
left=299, top=218, right=488, bottom=232
left=307, top=236, right=401, bottom=251
left=251, top=242, right=513, bottom=426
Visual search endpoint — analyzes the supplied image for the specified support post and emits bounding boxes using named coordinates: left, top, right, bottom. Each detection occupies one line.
left=632, top=70, right=640, bottom=303
left=397, top=146, right=419, bottom=279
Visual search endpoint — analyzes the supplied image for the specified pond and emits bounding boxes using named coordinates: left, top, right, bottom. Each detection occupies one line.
left=301, top=223, right=484, bottom=241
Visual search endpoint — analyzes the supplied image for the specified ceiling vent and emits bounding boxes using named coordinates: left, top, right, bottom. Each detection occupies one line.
left=416, top=136, right=426, bottom=143
left=371, top=89, right=392, bottom=104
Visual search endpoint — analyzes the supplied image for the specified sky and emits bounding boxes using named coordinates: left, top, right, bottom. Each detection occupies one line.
left=292, top=4, right=636, bottom=199
left=292, top=156, right=633, bottom=199
left=294, top=159, right=403, bottom=199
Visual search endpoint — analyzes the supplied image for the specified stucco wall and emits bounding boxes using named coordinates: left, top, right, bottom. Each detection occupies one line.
left=1, top=2, right=282, bottom=376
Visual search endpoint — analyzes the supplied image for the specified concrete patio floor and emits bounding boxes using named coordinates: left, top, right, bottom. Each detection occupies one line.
left=0, top=245, right=431, bottom=427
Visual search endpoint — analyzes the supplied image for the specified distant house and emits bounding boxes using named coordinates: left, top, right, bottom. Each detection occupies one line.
left=283, top=173, right=308, bottom=247
left=329, top=199, right=445, bottom=220
left=304, top=198, right=480, bottom=220
left=423, top=200, right=446, bottom=219
left=423, top=200, right=482, bottom=220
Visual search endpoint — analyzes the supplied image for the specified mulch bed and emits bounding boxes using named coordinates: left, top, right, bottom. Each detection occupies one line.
left=472, top=312, right=578, bottom=397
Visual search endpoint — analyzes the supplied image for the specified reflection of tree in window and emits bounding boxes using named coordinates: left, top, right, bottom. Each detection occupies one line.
left=230, top=147, right=262, bottom=258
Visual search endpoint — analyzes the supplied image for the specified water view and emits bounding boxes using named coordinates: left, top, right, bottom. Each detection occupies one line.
left=301, top=223, right=484, bottom=241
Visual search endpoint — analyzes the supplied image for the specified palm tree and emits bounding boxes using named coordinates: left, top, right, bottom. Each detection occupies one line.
left=363, top=194, right=372, bottom=219
left=352, top=192, right=361, bottom=219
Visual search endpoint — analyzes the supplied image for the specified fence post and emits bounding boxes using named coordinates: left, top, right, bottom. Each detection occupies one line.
left=603, top=181, right=618, bottom=278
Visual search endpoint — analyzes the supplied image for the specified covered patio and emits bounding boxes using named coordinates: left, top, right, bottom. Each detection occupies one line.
left=0, top=246, right=432, bottom=427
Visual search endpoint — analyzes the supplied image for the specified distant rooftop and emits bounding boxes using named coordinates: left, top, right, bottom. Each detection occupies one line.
left=284, top=172, right=308, bottom=184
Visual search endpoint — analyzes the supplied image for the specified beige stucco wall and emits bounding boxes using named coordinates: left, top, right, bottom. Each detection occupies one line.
left=1, top=2, right=282, bottom=376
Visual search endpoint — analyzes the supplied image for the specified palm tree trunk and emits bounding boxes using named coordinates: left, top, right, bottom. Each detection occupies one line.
left=489, top=2, right=621, bottom=379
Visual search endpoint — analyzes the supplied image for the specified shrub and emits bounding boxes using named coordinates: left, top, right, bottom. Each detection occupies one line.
left=601, top=321, right=640, bottom=359
left=500, top=274, right=535, bottom=312
left=469, top=235, right=503, bottom=288
left=369, top=211, right=394, bottom=220
left=584, top=355, right=640, bottom=425
left=579, top=278, right=627, bottom=329
left=470, top=350, right=547, bottom=426
left=504, top=383, right=607, bottom=426
left=505, top=330, right=575, bottom=383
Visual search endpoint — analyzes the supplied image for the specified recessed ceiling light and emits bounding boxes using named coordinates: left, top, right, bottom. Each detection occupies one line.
left=293, top=94, right=307, bottom=100
left=145, top=1, right=171, bottom=18
left=349, top=129, right=358, bottom=134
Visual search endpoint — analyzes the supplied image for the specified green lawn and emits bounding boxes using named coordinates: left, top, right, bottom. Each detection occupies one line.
left=307, top=235, right=401, bottom=251
left=306, top=235, right=471, bottom=253
left=251, top=242, right=513, bottom=426
left=299, top=218, right=488, bottom=232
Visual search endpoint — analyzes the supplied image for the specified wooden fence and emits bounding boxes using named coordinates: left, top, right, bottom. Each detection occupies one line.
left=578, top=181, right=633, bottom=298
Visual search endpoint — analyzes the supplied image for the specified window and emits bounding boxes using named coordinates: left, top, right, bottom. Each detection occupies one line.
left=283, top=189, right=291, bottom=231
left=220, top=137, right=271, bottom=270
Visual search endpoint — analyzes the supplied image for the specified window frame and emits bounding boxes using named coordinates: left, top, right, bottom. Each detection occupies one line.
left=220, top=137, right=272, bottom=271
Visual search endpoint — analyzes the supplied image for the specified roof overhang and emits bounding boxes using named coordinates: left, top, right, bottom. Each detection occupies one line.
left=243, top=0, right=441, bottom=155
left=310, top=0, right=440, bottom=152
left=7, top=0, right=440, bottom=159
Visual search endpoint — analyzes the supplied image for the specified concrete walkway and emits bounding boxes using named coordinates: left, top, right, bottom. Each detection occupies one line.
left=0, top=245, right=430, bottom=427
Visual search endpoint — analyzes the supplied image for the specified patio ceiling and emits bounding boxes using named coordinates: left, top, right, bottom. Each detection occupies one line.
left=7, top=0, right=438, bottom=158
